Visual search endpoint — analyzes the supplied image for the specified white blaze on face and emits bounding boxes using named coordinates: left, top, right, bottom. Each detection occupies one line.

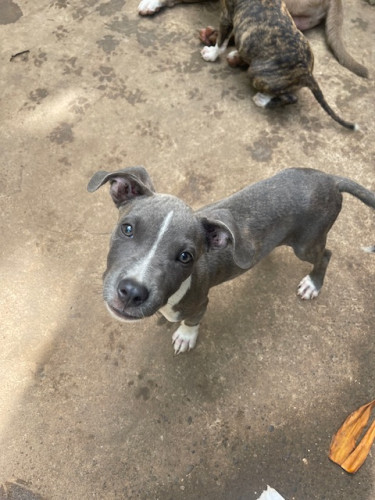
left=129, top=211, right=174, bottom=283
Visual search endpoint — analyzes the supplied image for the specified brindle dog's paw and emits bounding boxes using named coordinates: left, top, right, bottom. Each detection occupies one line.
left=138, top=0, right=163, bottom=15
left=199, top=26, right=218, bottom=46
left=227, top=50, right=248, bottom=68
left=201, top=45, right=221, bottom=62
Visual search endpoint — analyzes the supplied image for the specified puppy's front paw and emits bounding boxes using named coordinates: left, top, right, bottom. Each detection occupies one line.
left=138, top=0, right=163, bottom=15
left=201, top=45, right=220, bottom=62
left=297, top=275, right=320, bottom=300
left=172, top=323, right=199, bottom=354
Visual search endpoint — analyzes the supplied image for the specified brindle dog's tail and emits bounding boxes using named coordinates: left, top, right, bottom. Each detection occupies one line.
left=305, top=75, right=358, bottom=131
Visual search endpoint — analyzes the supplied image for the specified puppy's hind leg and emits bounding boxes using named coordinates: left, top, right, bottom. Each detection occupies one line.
left=294, top=241, right=332, bottom=300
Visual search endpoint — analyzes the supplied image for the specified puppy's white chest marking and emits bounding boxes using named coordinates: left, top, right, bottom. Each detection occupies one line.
left=159, top=276, right=192, bottom=322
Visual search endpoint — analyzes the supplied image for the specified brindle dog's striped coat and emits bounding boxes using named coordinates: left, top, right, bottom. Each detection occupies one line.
left=201, top=0, right=357, bottom=130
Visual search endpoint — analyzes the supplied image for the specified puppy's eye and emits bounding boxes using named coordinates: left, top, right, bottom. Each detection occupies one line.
left=121, top=224, right=133, bottom=237
left=178, top=251, right=193, bottom=264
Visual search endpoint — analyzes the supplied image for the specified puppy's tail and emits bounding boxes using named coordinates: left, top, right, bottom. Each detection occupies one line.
left=334, top=176, right=375, bottom=209
left=335, top=177, right=375, bottom=253
left=305, top=75, right=358, bottom=131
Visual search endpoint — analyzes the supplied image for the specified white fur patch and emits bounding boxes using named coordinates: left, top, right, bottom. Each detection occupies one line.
left=172, top=322, right=199, bottom=354
left=201, top=45, right=220, bottom=62
left=201, top=37, right=230, bottom=62
left=129, top=211, right=174, bottom=283
left=253, top=92, right=273, bottom=108
left=138, top=0, right=163, bottom=15
left=227, top=49, right=239, bottom=60
left=297, top=275, right=320, bottom=300
left=159, top=276, right=192, bottom=322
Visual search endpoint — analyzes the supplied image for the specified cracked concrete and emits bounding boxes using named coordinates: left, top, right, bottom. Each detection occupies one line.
left=0, top=0, right=374, bottom=498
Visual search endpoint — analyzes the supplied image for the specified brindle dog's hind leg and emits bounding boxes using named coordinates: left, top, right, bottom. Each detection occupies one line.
left=266, top=93, right=298, bottom=107
left=201, top=7, right=233, bottom=62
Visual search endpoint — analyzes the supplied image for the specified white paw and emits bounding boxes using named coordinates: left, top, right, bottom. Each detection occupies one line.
left=253, top=92, right=272, bottom=108
left=138, top=0, right=163, bottom=15
left=172, top=323, right=199, bottom=354
left=227, top=49, right=239, bottom=60
left=297, top=275, right=320, bottom=300
left=201, top=45, right=220, bottom=62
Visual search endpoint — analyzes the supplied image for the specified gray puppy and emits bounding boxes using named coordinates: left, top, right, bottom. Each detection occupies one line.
left=200, top=0, right=357, bottom=130
left=88, top=167, right=374, bottom=353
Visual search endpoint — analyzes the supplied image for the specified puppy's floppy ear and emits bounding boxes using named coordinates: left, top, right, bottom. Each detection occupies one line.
left=87, top=166, right=155, bottom=207
left=199, top=209, right=254, bottom=270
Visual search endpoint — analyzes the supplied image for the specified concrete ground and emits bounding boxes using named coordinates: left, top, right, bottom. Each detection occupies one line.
left=0, top=0, right=374, bottom=499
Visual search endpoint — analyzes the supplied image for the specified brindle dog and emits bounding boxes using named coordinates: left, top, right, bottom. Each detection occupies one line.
left=138, top=0, right=369, bottom=79
left=201, top=0, right=357, bottom=130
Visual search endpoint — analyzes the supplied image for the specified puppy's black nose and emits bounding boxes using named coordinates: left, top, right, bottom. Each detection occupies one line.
left=117, top=279, right=149, bottom=307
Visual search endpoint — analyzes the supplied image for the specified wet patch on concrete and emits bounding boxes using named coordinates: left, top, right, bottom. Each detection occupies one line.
left=201, top=103, right=224, bottom=120
left=0, top=165, right=24, bottom=197
left=60, top=56, right=83, bottom=76
left=48, top=123, right=75, bottom=144
left=51, top=0, right=69, bottom=8
left=151, top=52, right=205, bottom=75
left=177, top=170, right=214, bottom=203
left=71, top=0, right=101, bottom=22
left=351, top=17, right=368, bottom=30
left=93, top=65, right=147, bottom=102
left=246, top=133, right=284, bottom=162
left=96, top=0, right=126, bottom=17
left=69, top=96, right=91, bottom=115
left=135, top=119, right=172, bottom=146
left=105, top=14, right=137, bottom=36
left=104, top=328, right=127, bottom=366
left=107, top=15, right=194, bottom=52
left=96, top=34, right=121, bottom=54
left=0, top=480, right=44, bottom=499
left=0, top=0, right=23, bottom=24
left=247, top=140, right=274, bottom=163
left=29, top=88, right=49, bottom=104
left=53, top=25, right=69, bottom=41
left=298, top=130, right=325, bottom=157
left=32, top=50, right=48, bottom=68
left=221, top=85, right=248, bottom=101
left=22, top=89, right=49, bottom=111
